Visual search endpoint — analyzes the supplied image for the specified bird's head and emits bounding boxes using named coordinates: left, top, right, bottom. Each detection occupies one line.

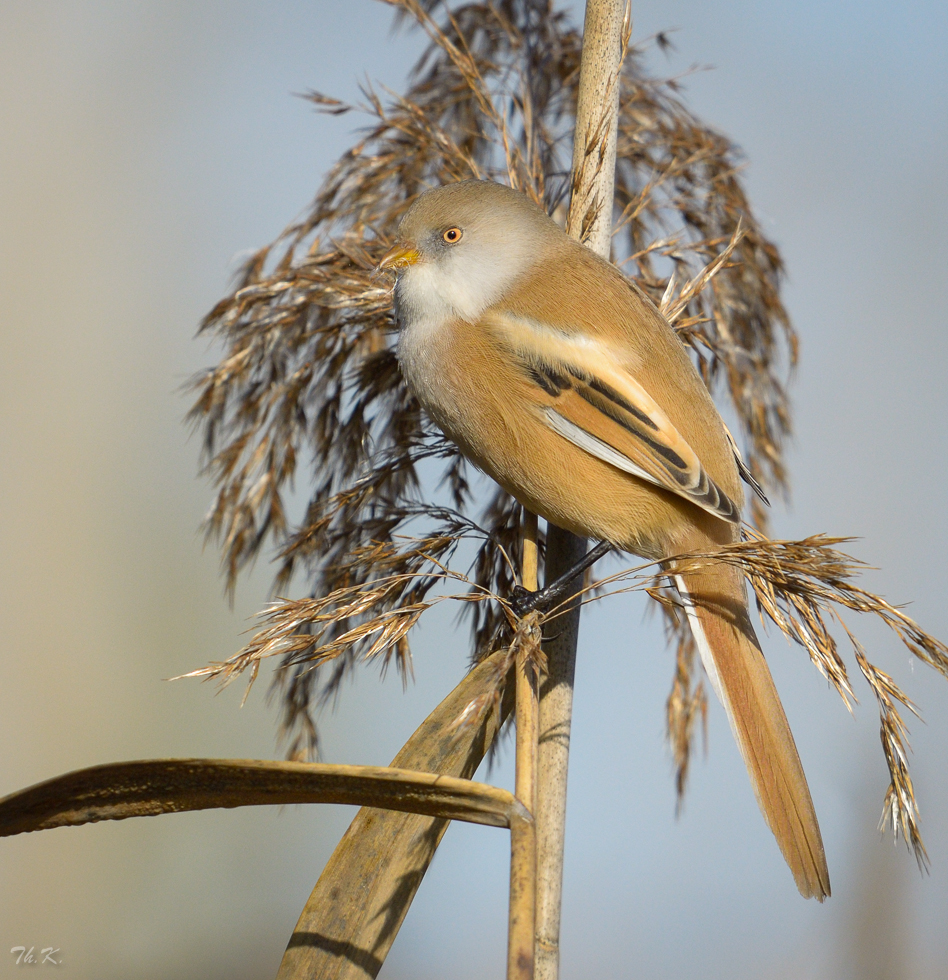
left=379, top=180, right=561, bottom=324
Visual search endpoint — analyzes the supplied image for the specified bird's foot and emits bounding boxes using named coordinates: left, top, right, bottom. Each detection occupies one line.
left=510, top=585, right=539, bottom=618
left=509, top=540, right=613, bottom=619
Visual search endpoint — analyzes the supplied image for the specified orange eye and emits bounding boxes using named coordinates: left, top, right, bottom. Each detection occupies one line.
left=442, top=226, right=463, bottom=244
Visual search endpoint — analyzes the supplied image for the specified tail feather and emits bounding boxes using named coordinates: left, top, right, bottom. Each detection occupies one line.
left=673, top=567, right=830, bottom=900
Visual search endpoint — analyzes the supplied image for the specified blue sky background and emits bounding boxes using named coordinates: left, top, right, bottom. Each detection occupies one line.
left=2, top=2, right=947, bottom=978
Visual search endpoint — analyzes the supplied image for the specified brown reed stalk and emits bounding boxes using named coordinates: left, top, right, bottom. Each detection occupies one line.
left=516, top=511, right=540, bottom=816
left=513, top=510, right=541, bottom=974
left=533, top=4, right=629, bottom=978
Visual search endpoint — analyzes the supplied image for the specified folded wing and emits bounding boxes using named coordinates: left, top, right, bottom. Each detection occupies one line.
left=488, top=312, right=740, bottom=524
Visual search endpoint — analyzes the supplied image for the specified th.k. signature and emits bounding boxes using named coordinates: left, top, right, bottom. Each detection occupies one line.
left=10, top=947, right=61, bottom=967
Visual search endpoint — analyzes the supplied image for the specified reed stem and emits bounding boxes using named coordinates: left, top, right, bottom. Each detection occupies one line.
left=511, top=509, right=540, bottom=977
left=534, top=3, right=628, bottom=977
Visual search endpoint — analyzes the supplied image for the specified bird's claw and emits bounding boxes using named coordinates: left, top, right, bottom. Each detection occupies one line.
left=510, top=584, right=539, bottom=618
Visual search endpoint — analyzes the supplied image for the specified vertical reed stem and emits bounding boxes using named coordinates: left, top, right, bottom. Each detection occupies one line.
left=510, top=509, right=540, bottom=978
left=507, top=810, right=538, bottom=980
left=534, top=3, right=628, bottom=978
left=516, top=510, right=540, bottom=813
left=534, top=528, right=587, bottom=979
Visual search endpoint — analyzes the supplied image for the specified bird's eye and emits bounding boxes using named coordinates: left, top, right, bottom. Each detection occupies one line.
left=442, top=227, right=463, bottom=244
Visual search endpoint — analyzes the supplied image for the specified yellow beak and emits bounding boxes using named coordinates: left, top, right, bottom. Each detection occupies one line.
left=378, top=241, right=421, bottom=271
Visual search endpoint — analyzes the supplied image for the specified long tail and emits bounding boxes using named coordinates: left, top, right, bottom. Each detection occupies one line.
left=673, top=562, right=830, bottom=900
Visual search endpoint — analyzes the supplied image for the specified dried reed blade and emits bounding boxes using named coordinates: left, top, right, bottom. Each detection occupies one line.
left=0, top=759, right=529, bottom=838
left=277, top=645, right=515, bottom=980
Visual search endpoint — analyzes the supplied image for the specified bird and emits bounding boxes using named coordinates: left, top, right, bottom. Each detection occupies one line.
left=378, top=178, right=830, bottom=900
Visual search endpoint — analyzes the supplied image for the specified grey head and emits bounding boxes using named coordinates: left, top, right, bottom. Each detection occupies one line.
left=380, top=180, right=563, bottom=326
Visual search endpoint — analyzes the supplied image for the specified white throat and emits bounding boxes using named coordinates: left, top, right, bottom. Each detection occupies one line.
left=395, top=236, right=534, bottom=331
left=393, top=222, right=538, bottom=418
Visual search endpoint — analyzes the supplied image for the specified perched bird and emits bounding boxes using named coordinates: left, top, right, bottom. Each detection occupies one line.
left=379, top=179, right=830, bottom=900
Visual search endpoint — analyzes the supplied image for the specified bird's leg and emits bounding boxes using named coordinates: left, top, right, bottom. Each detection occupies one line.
left=510, top=539, right=613, bottom=617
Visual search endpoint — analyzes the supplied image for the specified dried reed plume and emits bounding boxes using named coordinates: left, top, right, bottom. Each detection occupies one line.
left=186, top=0, right=946, bottom=858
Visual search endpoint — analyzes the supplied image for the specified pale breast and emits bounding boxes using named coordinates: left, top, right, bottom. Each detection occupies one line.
left=395, top=307, right=474, bottom=444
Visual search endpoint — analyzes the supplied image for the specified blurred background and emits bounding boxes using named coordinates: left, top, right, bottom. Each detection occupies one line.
left=1, top=1, right=946, bottom=977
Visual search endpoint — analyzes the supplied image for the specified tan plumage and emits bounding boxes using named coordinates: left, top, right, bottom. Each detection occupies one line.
left=381, top=179, right=830, bottom=900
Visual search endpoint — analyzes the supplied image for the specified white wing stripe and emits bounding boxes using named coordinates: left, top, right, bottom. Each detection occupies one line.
left=543, top=408, right=667, bottom=492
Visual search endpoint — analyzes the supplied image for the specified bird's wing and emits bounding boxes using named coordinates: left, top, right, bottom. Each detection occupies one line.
left=722, top=421, right=770, bottom=506
left=487, top=312, right=740, bottom=524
